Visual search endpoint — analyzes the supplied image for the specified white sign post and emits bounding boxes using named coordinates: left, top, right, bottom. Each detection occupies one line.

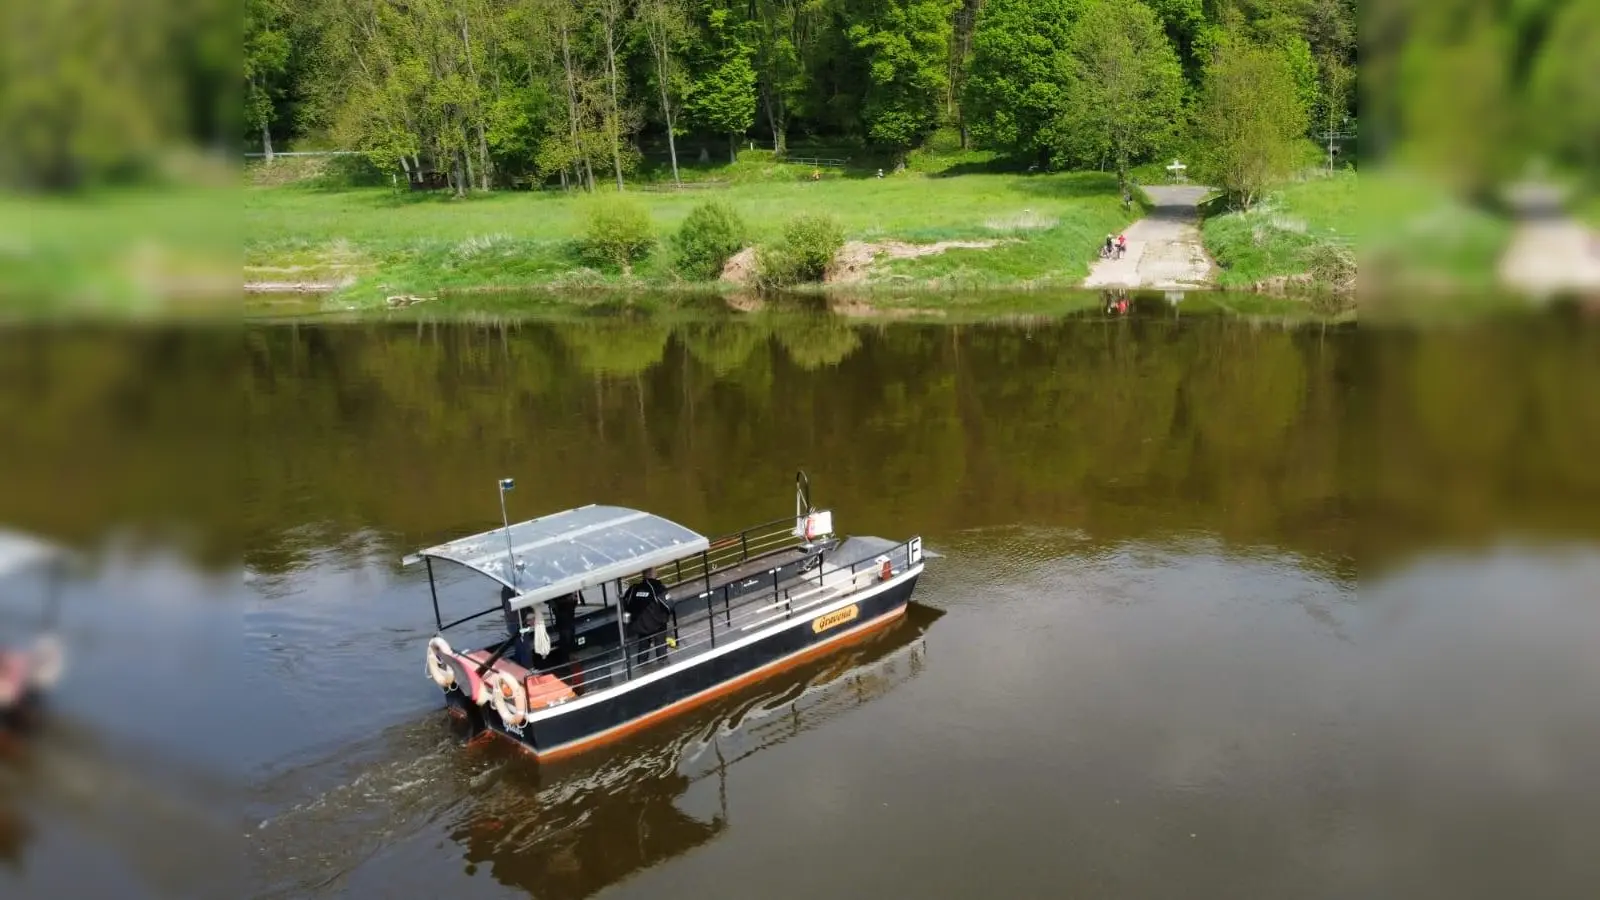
left=1165, top=158, right=1187, bottom=184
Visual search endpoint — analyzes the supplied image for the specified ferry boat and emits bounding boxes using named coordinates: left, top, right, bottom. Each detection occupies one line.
left=402, top=472, right=928, bottom=760
left=0, top=530, right=68, bottom=738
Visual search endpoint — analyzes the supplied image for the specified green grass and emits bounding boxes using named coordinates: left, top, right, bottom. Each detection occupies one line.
left=1200, top=169, right=1357, bottom=289
left=0, top=186, right=237, bottom=316
left=244, top=164, right=1144, bottom=306
left=1201, top=166, right=1519, bottom=296
left=1581, top=190, right=1600, bottom=230
left=1345, top=168, right=1513, bottom=292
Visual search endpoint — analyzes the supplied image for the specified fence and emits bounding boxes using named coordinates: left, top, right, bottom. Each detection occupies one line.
left=531, top=535, right=921, bottom=696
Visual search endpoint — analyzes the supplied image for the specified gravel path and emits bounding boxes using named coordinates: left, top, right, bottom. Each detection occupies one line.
left=1082, top=184, right=1217, bottom=290
left=1495, top=182, right=1600, bottom=297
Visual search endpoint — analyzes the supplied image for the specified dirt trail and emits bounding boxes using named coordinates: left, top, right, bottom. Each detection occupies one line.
left=719, top=238, right=1007, bottom=287
left=1082, top=184, right=1216, bottom=290
left=1495, top=182, right=1600, bottom=297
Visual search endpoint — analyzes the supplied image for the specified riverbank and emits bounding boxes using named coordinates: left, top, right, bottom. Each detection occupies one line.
left=244, top=283, right=1339, bottom=327
left=244, top=166, right=1154, bottom=306
left=1199, top=170, right=1356, bottom=296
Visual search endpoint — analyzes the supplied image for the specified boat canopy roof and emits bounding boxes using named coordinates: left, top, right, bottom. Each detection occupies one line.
left=0, top=529, right=66, bottom=579
left=402, top=504, right=710, bottom=611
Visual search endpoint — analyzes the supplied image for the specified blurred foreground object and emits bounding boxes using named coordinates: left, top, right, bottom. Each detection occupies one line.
left=0, top=530, right=70, bottom=743
left=1359, top=0, right=1600, bottom=304
left=0, top=0, right=234, bottom=318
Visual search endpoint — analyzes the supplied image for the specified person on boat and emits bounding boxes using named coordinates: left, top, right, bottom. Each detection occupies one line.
left=624, top=568, right=674, bottom=667
left=501, top=584, right=534, bottom=668
left=548, top=591, right=579, bottom=667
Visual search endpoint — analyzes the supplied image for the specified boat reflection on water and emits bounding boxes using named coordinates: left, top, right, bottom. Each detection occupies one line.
left=450, top=602, right=943, bottom=900
left=0, top=714, right=243, bottom=899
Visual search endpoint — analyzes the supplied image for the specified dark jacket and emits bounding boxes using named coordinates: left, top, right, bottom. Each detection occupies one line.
left=624, top=577, right=672, bottom=635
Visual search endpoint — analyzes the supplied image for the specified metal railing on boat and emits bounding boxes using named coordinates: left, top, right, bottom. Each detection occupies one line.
left=526, top=536, right=922, bottom=697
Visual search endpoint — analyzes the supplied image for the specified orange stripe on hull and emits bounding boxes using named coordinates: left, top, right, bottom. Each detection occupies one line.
left=490, top=602, right=909, bottom=763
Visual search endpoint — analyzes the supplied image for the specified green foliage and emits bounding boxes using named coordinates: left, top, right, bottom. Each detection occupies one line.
left=1196, top=32, right=1309, bottom=209
left=1524, top=0, right=1600, bottom=173
left=671, top=200, right=748, bottom=279
left=245, top=0, right=292, bottom=135
left=687, top=8, right=757, bottom=156
left=1050, top=0, right=1185, bottom=187
left=847, top=0, right=963, bottom=153
left=755, top=213, right=845, bottom=287
left=579, top=195, right=656, bottom=272
left=962, top=0, right=1081, bottom=161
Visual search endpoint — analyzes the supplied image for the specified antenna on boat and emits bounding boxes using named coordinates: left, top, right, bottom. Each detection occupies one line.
left=498, top=476, right=518, bottom=589
left=796, top=470, right=813, bottom=516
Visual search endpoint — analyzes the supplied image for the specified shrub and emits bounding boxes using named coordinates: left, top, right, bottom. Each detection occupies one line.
left=578, top=196, right=655, bottom=273
left=1302, top=240, right=1356, bottom=293
left=755, top=213, right=844, bottom=288
left=671, top=200, right=748, bottom=280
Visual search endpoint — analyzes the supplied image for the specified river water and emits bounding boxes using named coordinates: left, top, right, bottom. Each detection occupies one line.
left=2, top=298, right=1597, bottom=898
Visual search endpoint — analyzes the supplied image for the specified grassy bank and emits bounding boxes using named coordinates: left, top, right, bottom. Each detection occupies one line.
left=1200, top=170, right=1356, bottom=291
left=245, top=285, right=1327, bottom=326
left=0, top=187, right=236, bottom=315
left=1201, top=167, right=1522, bottom=297
left=244, top=157, right=1144, bottom=306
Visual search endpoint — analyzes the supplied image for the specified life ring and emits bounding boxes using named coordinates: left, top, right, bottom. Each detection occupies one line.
left=489, top=669, right=529, bottom=728
left=425, top=635, right=455, bottom=689
left=29, top=635, right=63, bottom=690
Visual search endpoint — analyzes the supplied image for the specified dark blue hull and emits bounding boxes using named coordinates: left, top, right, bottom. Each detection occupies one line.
left=443, top=567, right=921, bottom=759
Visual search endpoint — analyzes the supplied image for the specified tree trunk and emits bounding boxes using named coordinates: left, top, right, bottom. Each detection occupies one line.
left=603, top=17, right=625, bottom=191
left=261, top=122, right=274, bottom=163
left=460, top=15, right=491, bottom=191
left=762, top=88, right=787, bottom=157
left=558, top=24, right=592, bottom=193
left=647, top=25, right=681, bottom=186
left=729, top=133, right=736, bottom=164
left=660, top=83, right=681, bottom=186
left=1115, top=147, right=1129, bottom=206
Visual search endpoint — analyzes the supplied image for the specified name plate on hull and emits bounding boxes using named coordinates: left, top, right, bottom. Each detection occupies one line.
left=811, top=604, right=859, bottom=634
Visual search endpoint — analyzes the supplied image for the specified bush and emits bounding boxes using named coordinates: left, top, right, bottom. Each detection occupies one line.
left=671, top=200, right=748, bottom=280
left=578, top=196, right=655, bottom=273
left=756, top=213, right=845, bottom=288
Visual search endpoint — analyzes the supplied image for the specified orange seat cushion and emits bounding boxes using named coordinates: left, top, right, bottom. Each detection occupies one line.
left=524, top=673, right=576, bottom=708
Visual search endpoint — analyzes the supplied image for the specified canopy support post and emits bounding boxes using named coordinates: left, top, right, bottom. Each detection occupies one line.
left=426, top=557, right=443, bottom=632
left=615, top=579, right=633, bottom=682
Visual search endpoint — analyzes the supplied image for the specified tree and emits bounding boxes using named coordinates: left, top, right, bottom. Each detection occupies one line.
left=245, top=0, right=292, bottom=162
left=845, top=0, right=961, bottom=161
left=1050, top=0, right=1184, bottom=194
left=748, top=0, right=811, bottom=158
left=688, top=8, right=756, bottom=163
left=592, top=0, right=633, bottom=190
left=1196, top=32, right=1309, bottom=209
left=637, top=0, right=690, bottom=184
left=961, top=0, right=1081, bottom=162
left=1314, top=49, right=1352, bottom=171
left=1524, top=0, right=1600, bottom=175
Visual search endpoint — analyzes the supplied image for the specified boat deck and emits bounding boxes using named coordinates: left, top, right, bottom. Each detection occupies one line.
left=541, top=540, right=893, bottom=697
